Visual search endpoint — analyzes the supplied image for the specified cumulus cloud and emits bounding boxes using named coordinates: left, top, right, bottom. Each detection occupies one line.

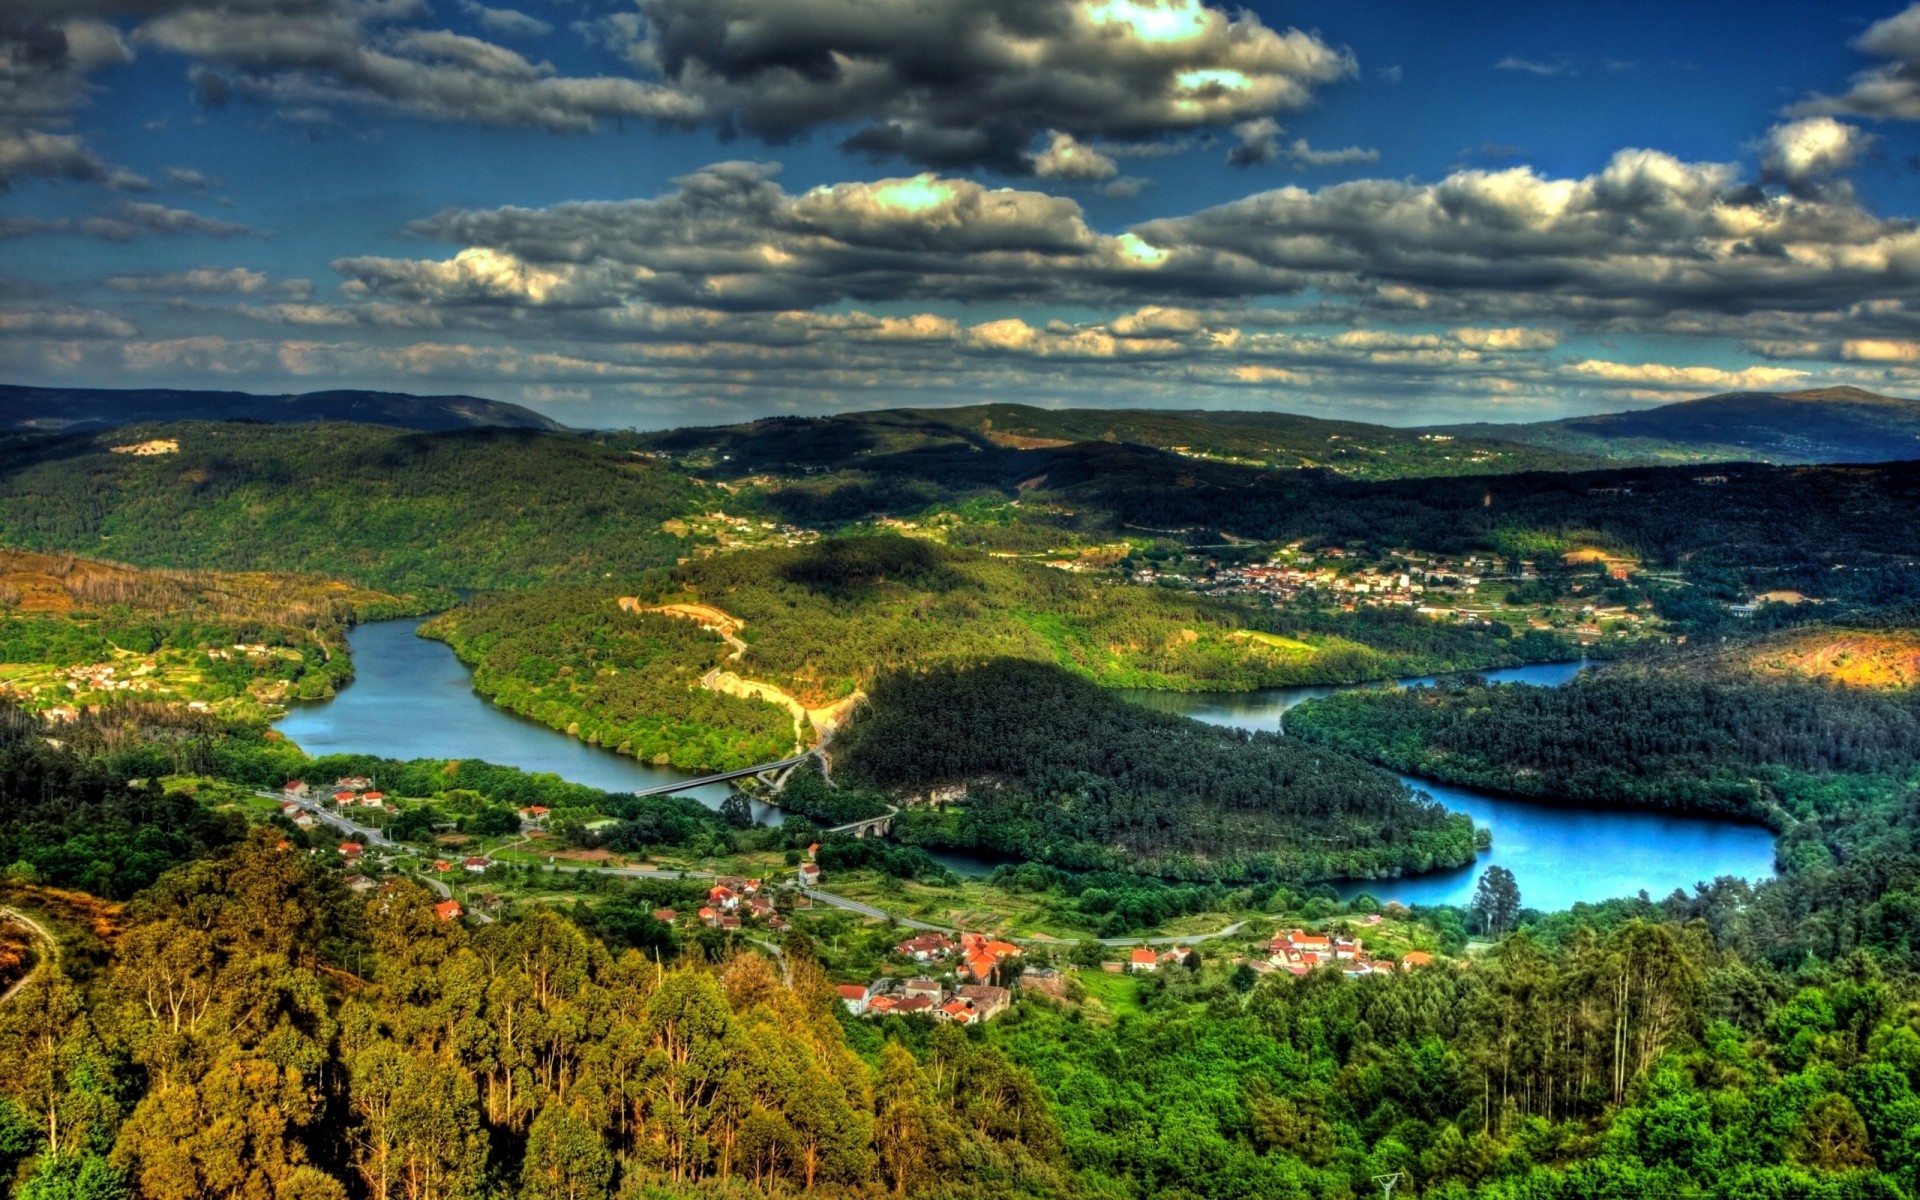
left=4, top=0, right=1355, bottom=172
left=1032, top=131, right=1119, bottom=181
left=1562, top=359, right=1811, bottom=391
left=0, top=128, right=109, bottom=188
left=1227, top=117, right=1282, bottom=166
left=630, top=0, right=1354, bottom=171
left=163, top=166, right=214, bottom=189
left=323, top=147, right=1920, bottom=341
left=1759, top=116, right=1872, bottom=188
left=1793, top=2, right=1920, bottom=121
left=140, top=7, right=701, bottom=132
left=0, top=305, right=136, bottom=338
left=1136, top=147, right=1920, bottom=318
left=0, top=16, right=142, bottom=191
left=0, top=200, right=252, bottom=240
left=337, top=161, right=1179, bottom=312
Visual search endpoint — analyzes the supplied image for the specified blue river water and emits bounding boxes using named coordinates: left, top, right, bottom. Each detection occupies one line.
left=278, top=622, right=1778, bottom=910
left=1122, top=663, right=1779, bottom=910
left=274, top=618, right=787, bottom=825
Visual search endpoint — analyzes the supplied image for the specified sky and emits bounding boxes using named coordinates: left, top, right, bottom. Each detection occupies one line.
left=4, top=0, right=1920, bottom=430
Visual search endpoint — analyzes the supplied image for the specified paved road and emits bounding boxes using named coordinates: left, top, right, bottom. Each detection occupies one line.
left=0, top=905, right=59, bottom=1005
left=267, top=791, right=392, bottom=847
left=269, top=792, right=1252, bottom=948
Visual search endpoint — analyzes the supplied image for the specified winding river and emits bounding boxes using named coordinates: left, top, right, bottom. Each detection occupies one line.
left=275, top=618, right=787, bottom=825
left=1124, top=664, right=1778, bottom=911
left=278, top=621, right=1777, bottom=911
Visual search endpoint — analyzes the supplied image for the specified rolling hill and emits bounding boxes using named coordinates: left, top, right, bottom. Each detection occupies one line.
left=1435, top=386, right=1920, bottom=464
left=0, top=384, right=567, bottom=433
left=642, top=402, right=1605, bottom=480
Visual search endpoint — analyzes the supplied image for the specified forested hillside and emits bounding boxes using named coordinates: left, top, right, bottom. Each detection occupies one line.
left=0, top=549, right=406, bottom=717
left=425, top=536, right=1573, bottom=773
left=1285, top=664, right=1920, bottom=826
left=0, top=423, right=701, bottom=591
left=421, top=586, right=799, bottom=773
left=838, top=657, right=1477, bottom=881
left=1436, top=386, right=1920, bottom=465
left=640, top=402, right=1604, bottom=480
left=6, top=725, right=1920, bottom=1200
left=0, top=383, right=566, bottom=433
left=649, top=536, right=1566, bottom=699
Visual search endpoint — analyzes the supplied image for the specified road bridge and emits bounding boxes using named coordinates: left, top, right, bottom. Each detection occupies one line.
left=631, top=751, right=815, bottom=797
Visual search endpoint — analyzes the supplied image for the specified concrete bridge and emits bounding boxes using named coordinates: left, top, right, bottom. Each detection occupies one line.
left=631, top=751, right=815, bottom=797
left=823, top=806, right=896, bottom=838
left=635, top=747, right=895, bottom=840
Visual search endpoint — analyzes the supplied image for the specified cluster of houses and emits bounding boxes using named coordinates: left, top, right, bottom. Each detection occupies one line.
left=1120, top=945, right=1196, bottom=973
left=1251, top=929, right=1433, bottom=978
left=329, top=785, right=392, bottom=812
left=832, top=930, right=1022, bottom=1025
left=205, top=642, right=298, bottom=662
left=697, top=876, right=793, bottom=932
left=341, top=871, right=466, bottom=922
left=838, top=978, right=1012, bottom=1025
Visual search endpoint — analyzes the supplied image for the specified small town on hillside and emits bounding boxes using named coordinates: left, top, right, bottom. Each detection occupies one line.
left=277, top=777, right=1450, bottom=1029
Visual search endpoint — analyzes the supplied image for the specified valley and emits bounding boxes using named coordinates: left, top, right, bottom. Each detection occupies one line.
left=0, top=384, right=1916, bottom=1200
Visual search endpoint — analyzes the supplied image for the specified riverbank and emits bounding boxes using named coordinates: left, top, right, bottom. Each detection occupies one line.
left=278, top=618, right=1776, bottom=917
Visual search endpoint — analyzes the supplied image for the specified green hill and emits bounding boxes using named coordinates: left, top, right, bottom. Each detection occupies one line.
left=640, top=401, right=1605, bottom=480
left=0, top=421, right=698, bottom=592
left=1435, top=386, right=1920, bottom=464
left=0, top=383, right=566, bottom=433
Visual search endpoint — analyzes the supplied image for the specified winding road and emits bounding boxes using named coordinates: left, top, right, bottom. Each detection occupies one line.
left=0, top=905, right=59, bottom=1005
left=271, top=792, right=1254, bottom=948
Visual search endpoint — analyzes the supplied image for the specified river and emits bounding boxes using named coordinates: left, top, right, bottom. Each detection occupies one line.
left=274, top=618, right=788, bottom=825
left=1122, top=663, right=1779, bottom=911
left=279, top=622, right=1777, bottom=911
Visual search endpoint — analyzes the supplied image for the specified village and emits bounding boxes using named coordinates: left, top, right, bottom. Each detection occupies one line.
left=1, top=639, right=319, bottom=723
left=269, top=776, right=1456, bottom=1029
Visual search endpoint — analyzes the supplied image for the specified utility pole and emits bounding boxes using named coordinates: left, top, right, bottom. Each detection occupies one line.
left=1373, top=1172, right=1404, bottom=1199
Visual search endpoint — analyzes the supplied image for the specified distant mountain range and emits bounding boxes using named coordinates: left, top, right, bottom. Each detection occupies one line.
left=5, top=382, right=1918, bottom=467
left=0, top=385, right=567, bottom=433
left=1431, top=386, right=1920, bottom=465
left=643, top=402, right=1610, bottom=481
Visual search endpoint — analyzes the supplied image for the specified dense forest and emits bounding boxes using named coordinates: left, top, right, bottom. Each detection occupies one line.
left=0, top=424, right=701, bottom=592
left=423, top=588, right=798, bottom=774
left=1280, top=655, right=1920, bottom=977
left=637, top=408, right=1920, bottom=601
left=1285, top=665, right=1920, bottom=824
left=444, top=534, right=1570, bottom=704
left=635, top=403, right=1606, bottom=480
left=838, top=657, right=1477, bottom=882
left=5, top=740, right=1920, bottom=1199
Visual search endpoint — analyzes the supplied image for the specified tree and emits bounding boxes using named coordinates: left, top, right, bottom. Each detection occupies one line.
left=1471, top=866, right=1522, bottom=937
left=718, top=791, right=754, bottom=830
left=16, top=1151, right=129, bottom=1200
left=520, top=1107, right=610, bottom=1200
left=873, top=1044, right=945, bottom=1197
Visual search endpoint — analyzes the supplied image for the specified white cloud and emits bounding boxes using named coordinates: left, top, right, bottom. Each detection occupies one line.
left=1494, top=56, right=1574, bottom=77
left=106, top=267, right=273, bottom=294
left=457, top=1, right=552, bottom=39
left=1760, top=116, right=1871, bottom=186
left=1282, top=138, right=1379, bottom=169
left=1562, top=360, right=1810, bottom=390
left=1793, top=3, right=1920, bottom=121
left=1032, top=131, right=1119, bottom=181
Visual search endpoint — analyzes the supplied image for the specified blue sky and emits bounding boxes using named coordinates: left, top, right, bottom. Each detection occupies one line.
left=4, top=0, right=1920, bottom=429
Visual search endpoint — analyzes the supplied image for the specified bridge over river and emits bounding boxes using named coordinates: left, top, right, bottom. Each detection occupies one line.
left=632, top=747, right=896, bottom=836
